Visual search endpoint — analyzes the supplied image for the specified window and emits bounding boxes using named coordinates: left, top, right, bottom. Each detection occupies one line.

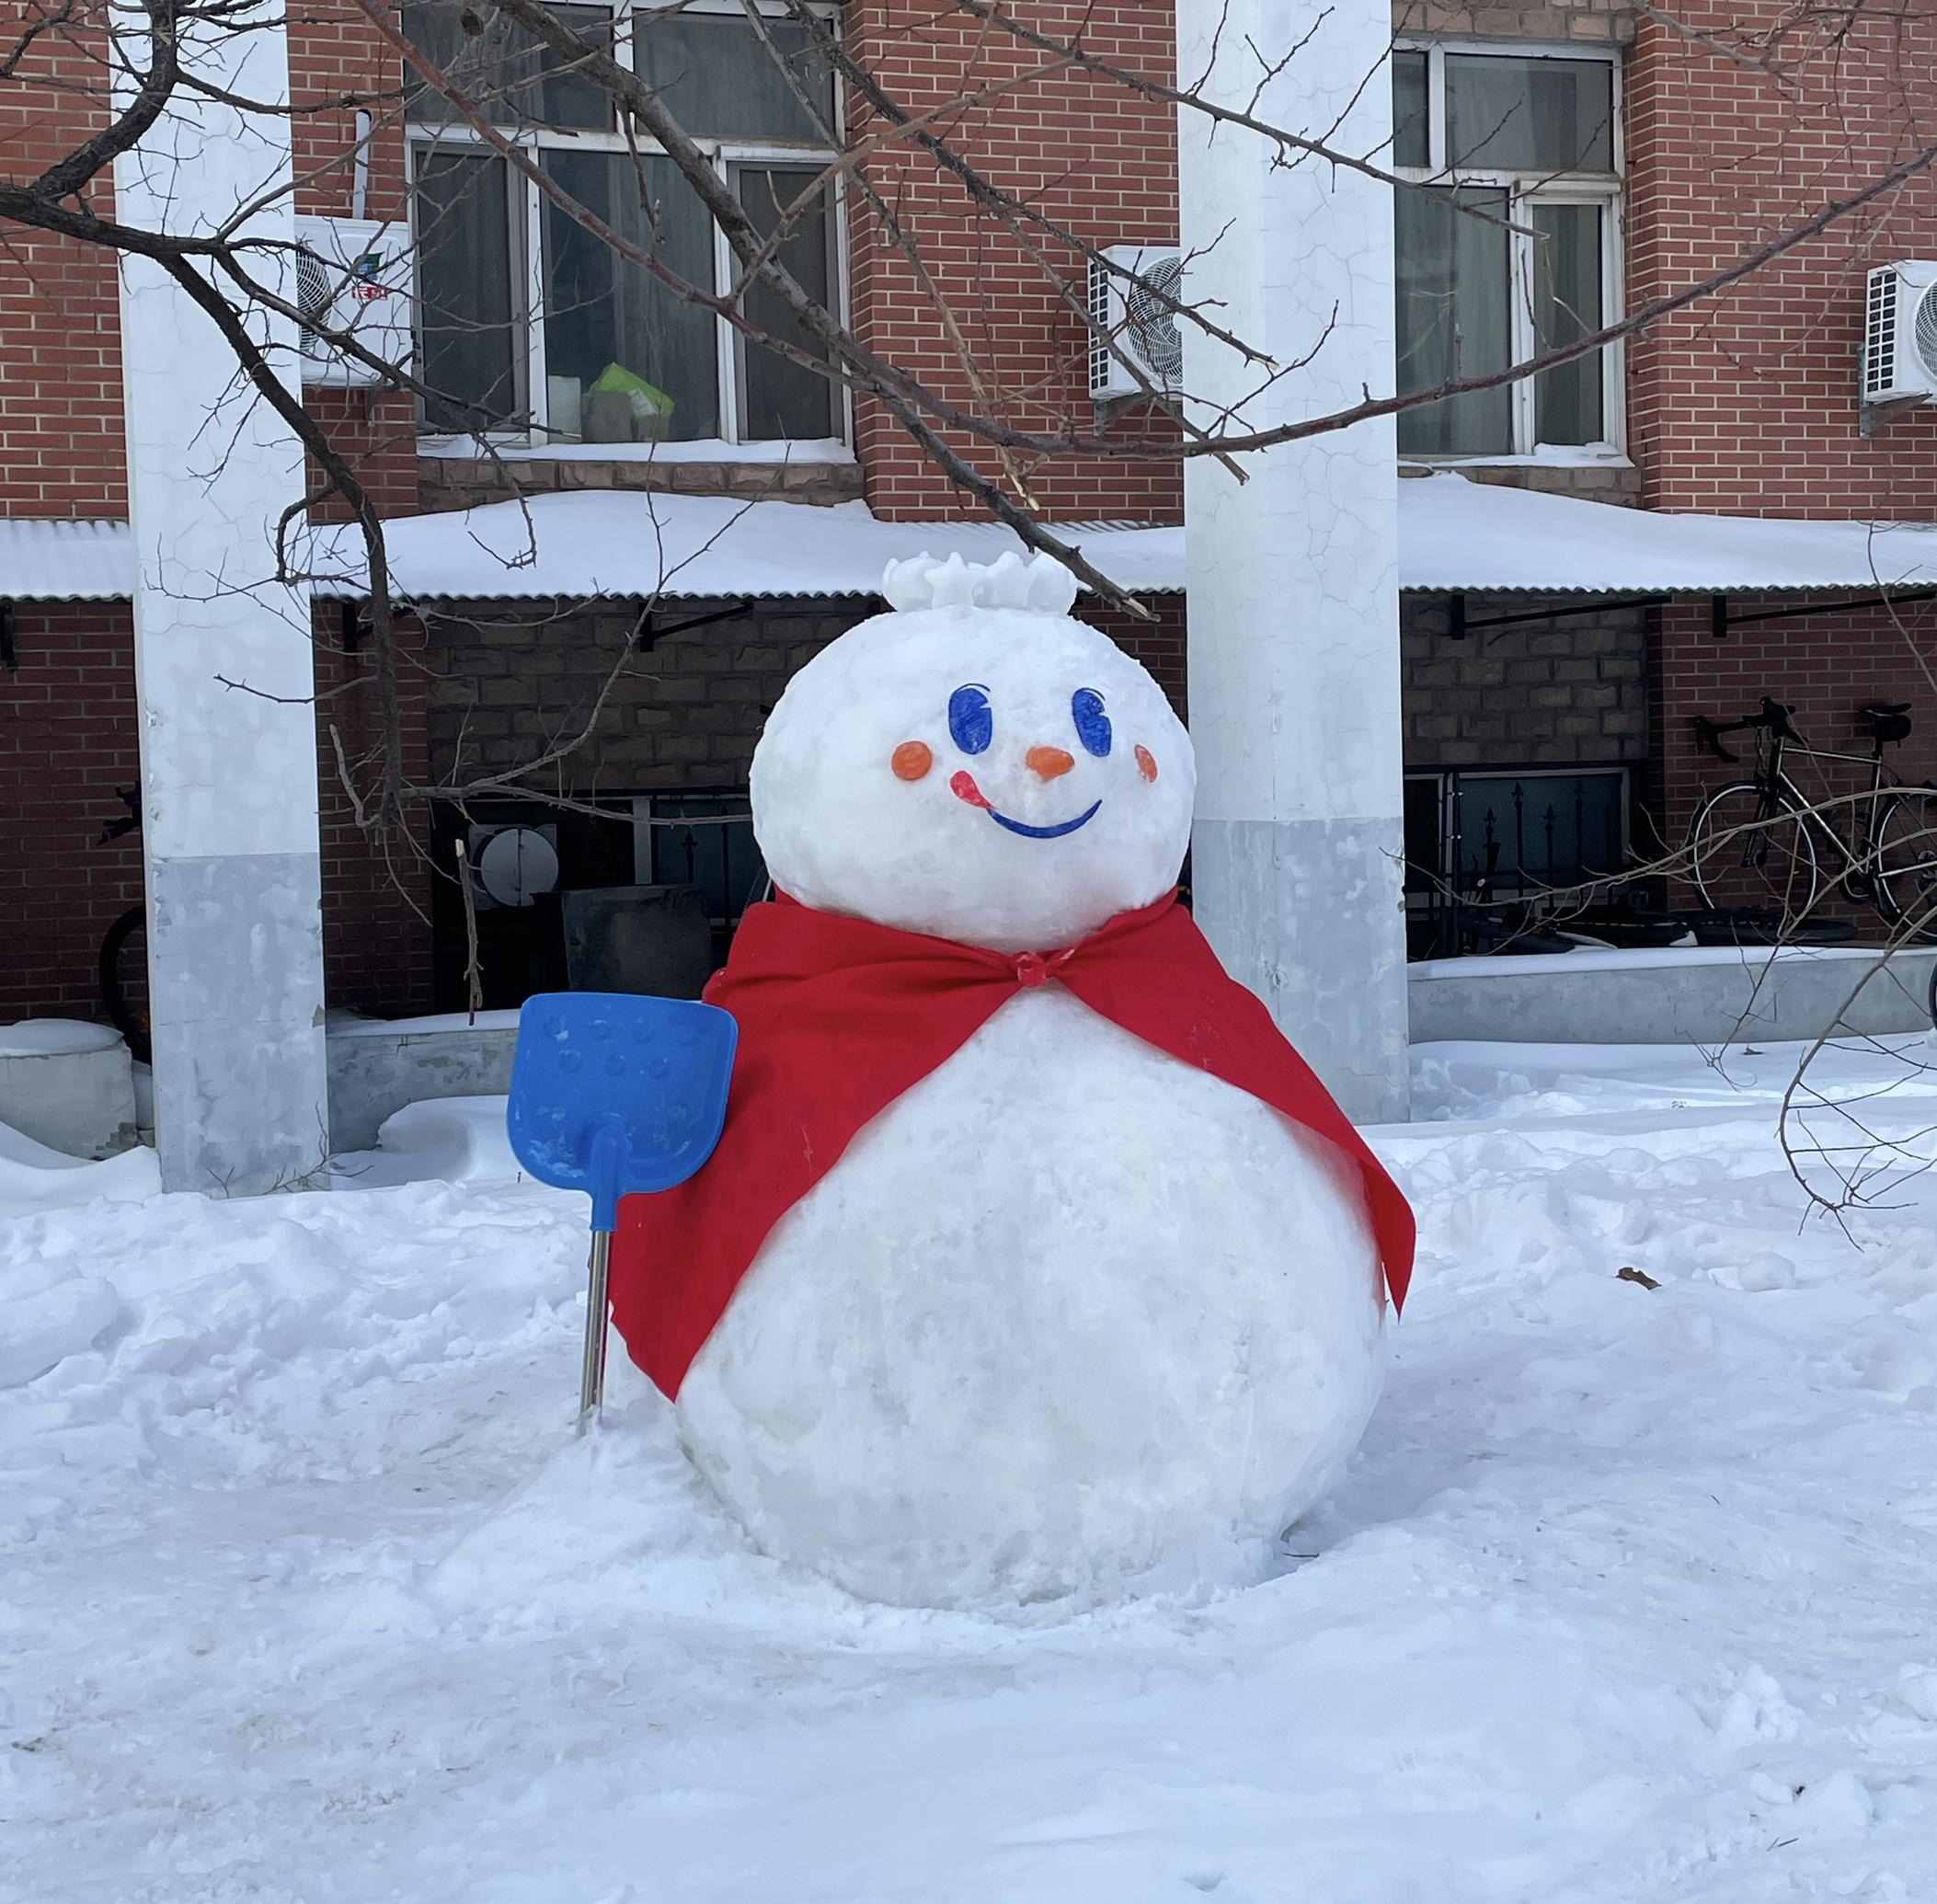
left=631, top=792, right=767, bottom=935
left=1392, top=45, right=1621, bottom=459
left=407, top=1, right=843, bottom=444
left=1404, top=765, right=1628, bottom=918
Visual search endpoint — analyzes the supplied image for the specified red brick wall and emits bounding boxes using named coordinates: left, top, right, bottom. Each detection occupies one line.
left=0, top=605, right=145, bottom=1020
left=0, top=0, right=417, bottom=522
left=0, top=1, right=430, bottom=1027
left=290, top=0, right=421, bottom=516
left=25, top=2, right=1937, bottom=533
left=1626, top=1, right=1937, bottom=517
left=1, top=604, right=435, bottom=1026
left=841, top=2, right=1184, bottom=522
left=0, top=7, right=126, bottom=520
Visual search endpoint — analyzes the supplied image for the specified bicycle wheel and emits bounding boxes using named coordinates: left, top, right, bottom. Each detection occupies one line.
left=1874, top=789, right=1937, bottom=931
left=1687, top=783, right=1822, bottom=918
left=98, top=902, right=152, bottom=1066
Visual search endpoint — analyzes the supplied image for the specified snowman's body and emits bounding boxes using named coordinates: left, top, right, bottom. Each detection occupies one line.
left=666, top=552, right=1391, bottom=1609
left=677, top=985, right=1383, bottom=1608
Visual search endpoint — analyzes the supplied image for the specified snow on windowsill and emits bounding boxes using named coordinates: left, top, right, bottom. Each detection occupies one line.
left=418, top=437, right=856, bottom=465
left=1402, top=444, right=1633, bottom=471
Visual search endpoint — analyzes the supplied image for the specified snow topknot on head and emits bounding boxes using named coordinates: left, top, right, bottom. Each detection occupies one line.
left=880, top=550, right=1079, bottom=617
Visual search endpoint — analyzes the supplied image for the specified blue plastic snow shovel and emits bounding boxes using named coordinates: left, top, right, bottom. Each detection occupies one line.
left=506, top=992, right=738, bottom=1433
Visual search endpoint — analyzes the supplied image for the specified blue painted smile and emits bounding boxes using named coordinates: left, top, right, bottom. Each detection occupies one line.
left=950, top=769, right=1102, bottom=840
left=988, top=800, right=1103, bottom=841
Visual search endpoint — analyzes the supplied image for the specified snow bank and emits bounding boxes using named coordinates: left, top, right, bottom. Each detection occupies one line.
left=1411, top=1029, right=1937, bottom=1124
left=1410, top=940, right=1924, bottom=980
left=6, top=1038, right=1937, bottom=1898
left=327, top=1007, right=523, bottom=1038
left=0, top=1116, right=158, bottom=1212
left=0, top=1174, right=579, bottom=1454
left=330, top=1095, right=525, bottom=1189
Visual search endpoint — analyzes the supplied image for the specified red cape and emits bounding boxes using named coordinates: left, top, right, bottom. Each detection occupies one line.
left=612, top=891, right=1415, bottom=1399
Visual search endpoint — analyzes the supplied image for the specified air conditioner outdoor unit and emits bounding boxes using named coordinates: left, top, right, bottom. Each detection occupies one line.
left=1862, top=260, right=1937, bottom=405
left=1088, top=244, right=1184, bottom=401
left=293, top=215, right=413, bottom=388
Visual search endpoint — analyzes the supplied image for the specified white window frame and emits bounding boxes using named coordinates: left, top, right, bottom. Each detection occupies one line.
left=407, top=0, right=849, bottom=448
left=1393, top=39, right=1625, bottom=462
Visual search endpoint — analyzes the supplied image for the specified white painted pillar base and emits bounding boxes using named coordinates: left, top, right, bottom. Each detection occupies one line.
left=1176, top=0, right=1410, bottom=1123
left=114, top=7, right=330, bottom=1191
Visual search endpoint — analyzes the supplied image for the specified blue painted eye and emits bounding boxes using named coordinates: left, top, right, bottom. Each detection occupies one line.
left=1072, top=687, right=1112, bottom=758
left=949, top=683, right=993, bottom=755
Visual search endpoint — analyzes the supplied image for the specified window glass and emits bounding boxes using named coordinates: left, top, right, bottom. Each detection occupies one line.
left=414, top=147, right=522, bottom=430
left=649, top=795, right=767, bottom=925
left=403, top=0, right=522, bottom=123
left=1403, top=773, right=1442, bottom=900
left=1392, top=50, right=1429, bottom=169
left=733, top=166, right=837, bottom=440
left=540, top=150, right=721, bottom=441
left=1452, top=771, right=1624, bottom=892
left=634, top=12, right=836, bottom=143
left=1446, top=55, right=1613, bottom=173
left=1530, top=202, right=1605, bottom=445
left=1395, top=186, right=1511, bottom=455
left=530, top=5, right=619, bottom=130
left=403, top=1, right=614, bottom=129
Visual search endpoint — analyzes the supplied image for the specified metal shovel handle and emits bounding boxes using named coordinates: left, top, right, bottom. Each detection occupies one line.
left=578, top=1231, right=613, bottom=1434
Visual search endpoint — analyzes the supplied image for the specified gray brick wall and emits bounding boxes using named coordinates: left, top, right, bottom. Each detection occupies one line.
left=423, top=590, right=1647, bottom=797
left=421, top=599, right=866, bottom=794
left=1402, top=593, right=1650, bottom=768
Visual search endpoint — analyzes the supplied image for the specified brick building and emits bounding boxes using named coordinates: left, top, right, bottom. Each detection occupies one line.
left=8, top=0, right=1937, bottom=1028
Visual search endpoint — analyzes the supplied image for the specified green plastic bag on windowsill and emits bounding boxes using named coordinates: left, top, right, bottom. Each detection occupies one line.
left=590, top=361, right=675, bottom=414
left=587, top=362, right=672, bottom=442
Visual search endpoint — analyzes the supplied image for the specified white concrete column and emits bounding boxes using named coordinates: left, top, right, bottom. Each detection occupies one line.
left=1175, top=0, right=1409, bottom=1123
left=114, top=6, right=329, bottom=1191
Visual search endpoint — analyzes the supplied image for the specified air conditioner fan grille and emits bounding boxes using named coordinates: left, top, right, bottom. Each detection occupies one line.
left=1123, top=255, right=1185, bottom=385
left=1914, top=281, right=1937, bottom=383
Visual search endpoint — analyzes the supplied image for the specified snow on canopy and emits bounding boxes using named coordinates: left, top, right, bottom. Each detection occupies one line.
left=1399, top=472, right=1937, bottom=594
left=0, top=519, right=136, bottom=601
left=15, top=473, right=1937, bottom=602
left=305, top=495, right=1185, bottom=602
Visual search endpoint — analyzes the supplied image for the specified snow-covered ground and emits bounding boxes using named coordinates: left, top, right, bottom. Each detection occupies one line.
left=7, top=1038, right=1937, bottom=1902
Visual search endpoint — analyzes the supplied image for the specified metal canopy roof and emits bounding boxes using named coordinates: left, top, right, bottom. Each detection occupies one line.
left=11, top=476, right=1937, bottom=604
left=0, top=520, right=138, bottom=601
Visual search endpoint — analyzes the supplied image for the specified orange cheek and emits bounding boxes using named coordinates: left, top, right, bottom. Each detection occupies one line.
left=892, top=740, right=934, bottom=782
left=1135, top=744, right=1159, bottom=784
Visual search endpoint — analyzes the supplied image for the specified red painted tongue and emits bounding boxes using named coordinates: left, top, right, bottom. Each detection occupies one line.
left=949, top=770, right=992, bottom=811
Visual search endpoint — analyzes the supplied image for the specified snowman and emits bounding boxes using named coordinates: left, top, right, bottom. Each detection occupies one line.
left=610, top=551, right=1412, bottom=1609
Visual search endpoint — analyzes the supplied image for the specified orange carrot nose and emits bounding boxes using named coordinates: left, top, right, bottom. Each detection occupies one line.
left=1026, top=745, right=1075, bottom=780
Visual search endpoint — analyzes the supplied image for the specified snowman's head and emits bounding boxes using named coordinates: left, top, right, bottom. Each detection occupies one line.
left=751, top=552, right=1195, bottom=951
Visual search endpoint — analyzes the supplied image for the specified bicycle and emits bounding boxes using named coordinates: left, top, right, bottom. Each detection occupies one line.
left=95, top=785, right=151, bottom=1066
left=1687, top=695, right=1937, bottom=933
